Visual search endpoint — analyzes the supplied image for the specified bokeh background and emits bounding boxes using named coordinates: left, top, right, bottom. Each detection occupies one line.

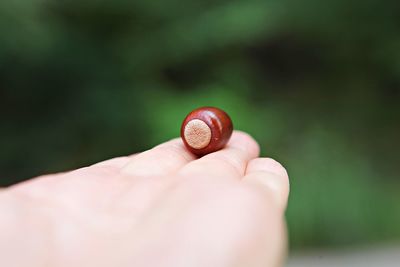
left=1, top=0, right=399, bottom=257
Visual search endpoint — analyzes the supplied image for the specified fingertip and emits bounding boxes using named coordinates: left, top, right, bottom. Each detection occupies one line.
left=228, top=131, right=260, bottom=158
left=244, top=158, right=290, bottom=210
left=246, top=158, right=288, bottom=179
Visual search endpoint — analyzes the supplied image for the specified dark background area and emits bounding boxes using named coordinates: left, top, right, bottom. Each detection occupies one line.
left=1, top=0, right=399, bottom=250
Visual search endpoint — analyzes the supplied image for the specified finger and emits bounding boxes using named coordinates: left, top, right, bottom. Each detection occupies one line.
left=91, top=156, right=132, bottom=168
left=179, top=131, right=260, bottom=178
left=121, top=138, right=196, bottom=176
left=243, top=158, right=289, bottom=210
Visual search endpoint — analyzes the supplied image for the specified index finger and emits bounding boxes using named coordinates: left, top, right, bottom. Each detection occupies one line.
left=120, top=138, right=196, bottom=177
left=179, top=131, right=260, bottom=179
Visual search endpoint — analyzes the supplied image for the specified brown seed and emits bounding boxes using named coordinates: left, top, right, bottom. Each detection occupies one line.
left=180, top=107, right=233, bottom=156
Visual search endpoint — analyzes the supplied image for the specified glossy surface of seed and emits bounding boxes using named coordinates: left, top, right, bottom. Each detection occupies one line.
left=181, top=107, right=233, bottom=156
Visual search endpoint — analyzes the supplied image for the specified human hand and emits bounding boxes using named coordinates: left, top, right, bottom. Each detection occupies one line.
left=0, top=131, right=289, bottom=267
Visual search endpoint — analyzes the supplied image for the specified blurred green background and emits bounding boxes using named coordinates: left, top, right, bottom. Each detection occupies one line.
left=1, top=0, right=399, bottom=251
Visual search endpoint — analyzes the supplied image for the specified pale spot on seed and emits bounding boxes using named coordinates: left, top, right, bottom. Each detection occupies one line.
left=184, top=119, right=211, bottom=149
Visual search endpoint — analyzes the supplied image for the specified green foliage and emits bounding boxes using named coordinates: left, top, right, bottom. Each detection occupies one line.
left=1, top=0, right=399, bottom=249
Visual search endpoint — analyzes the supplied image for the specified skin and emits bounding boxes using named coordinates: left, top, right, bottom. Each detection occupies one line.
left=0, top=131, right=289, bottom=267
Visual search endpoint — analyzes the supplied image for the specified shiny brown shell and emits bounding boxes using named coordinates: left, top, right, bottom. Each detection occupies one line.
left=180, top=107, right=233, bottom=156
